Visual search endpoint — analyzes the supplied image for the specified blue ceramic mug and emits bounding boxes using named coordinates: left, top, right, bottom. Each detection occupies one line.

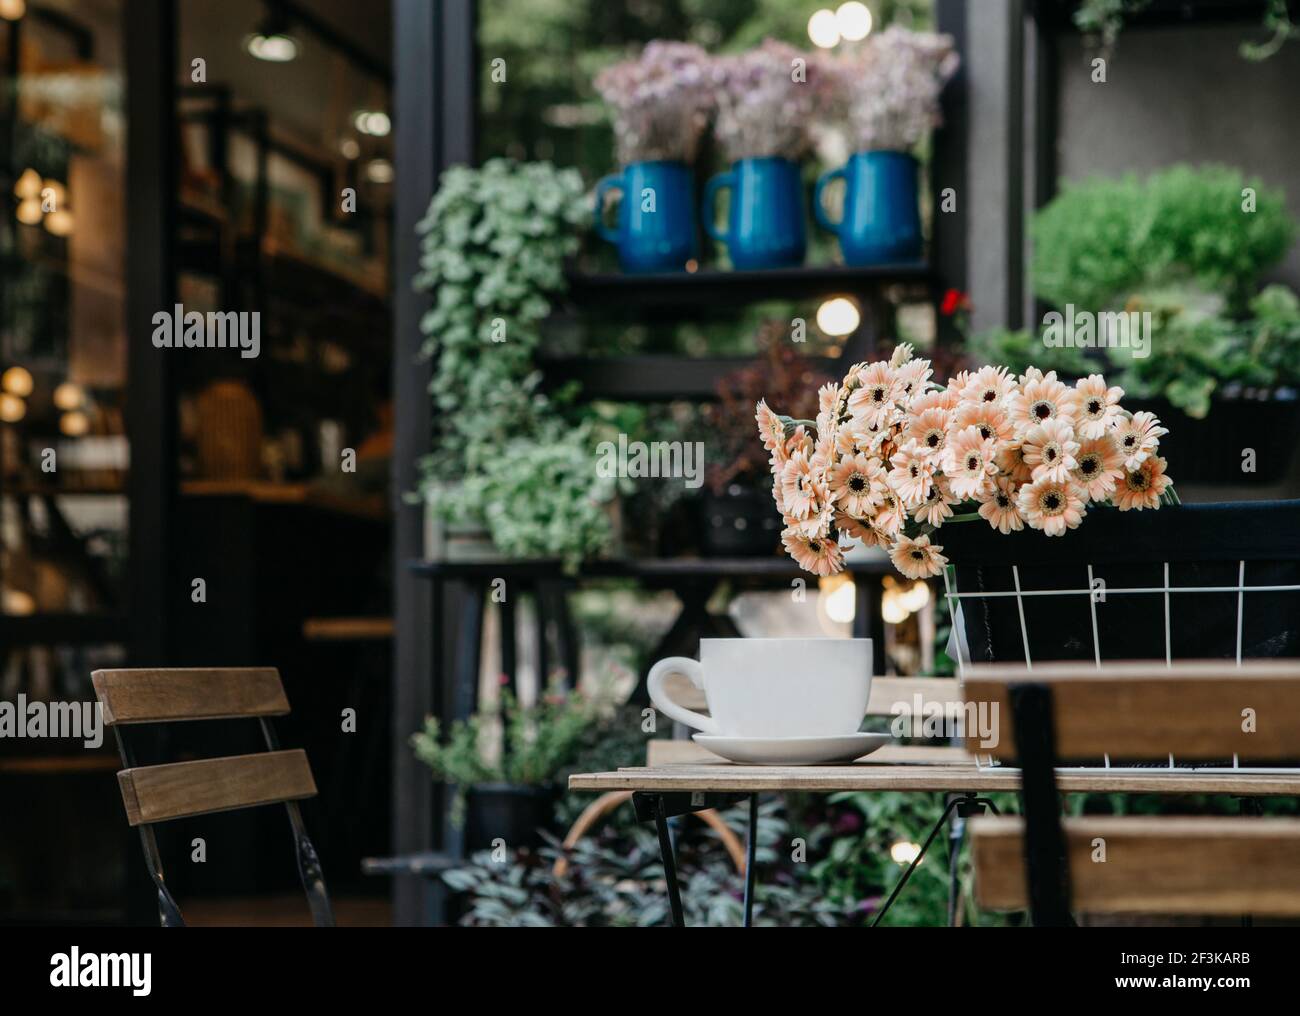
left=702, top=157, right=806, bottom=270
left=594, top=160, right=696, bottom=273
left=814, top=151, right=922, bottom=265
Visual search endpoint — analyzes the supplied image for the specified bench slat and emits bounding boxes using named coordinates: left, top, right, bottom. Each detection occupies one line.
left=972, top=815, right=1300, bottom=916
left=117, top=749, right=317, bottom=826
left=962, top=661, right=1300, bottom=760
left=92, top=668, right=289, bottom=726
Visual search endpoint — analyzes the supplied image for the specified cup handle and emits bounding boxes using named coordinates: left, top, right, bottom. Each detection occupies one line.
left=813, top=166, right=847, bottom=235
left=594, top=173, right=624, bottom=245
left=647, top=657, right=720, bottom=734
left=701, top=170, right=735, bottom=246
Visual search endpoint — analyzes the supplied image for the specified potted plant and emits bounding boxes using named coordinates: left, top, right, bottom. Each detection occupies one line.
left=593, top=41, right=714, bottom=273
left=702, top=324, right=831, bottom=556
left=815, top=27, right=959, bottom=265
left=414, top=160, right=624, bottom=568
left=1029, top=165, right=1299, bottom=485
left=703, top=39, right=835, bottom=270
left=411, top=689, right=596, bottom=852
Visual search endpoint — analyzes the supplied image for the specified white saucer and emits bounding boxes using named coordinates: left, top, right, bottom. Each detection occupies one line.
left=693, top=732, right=891, bottom=766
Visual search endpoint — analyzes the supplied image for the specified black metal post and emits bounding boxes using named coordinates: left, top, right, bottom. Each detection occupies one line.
left=743, top=794, right=758, bottom=927
left=1011, top=683, right=1073, bottom=927
left=649, top=795, right=686, bottom=928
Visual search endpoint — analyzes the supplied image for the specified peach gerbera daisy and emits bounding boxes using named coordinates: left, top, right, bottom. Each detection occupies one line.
left=889, top=534, right=947, bottom=580
left=894, top=358, right=934, bottom=402
left=1017, top=476, right=1087, bottom=536
left=942, top=425, right=998, bottom=500
left=871, top=488, right=906, bottom=538
left=1114, top=455, right=1172, bottom=511
left=1073, top=434, right=1124, bottom=501
left=756, top=399, right=785, bottom=453
left=978, top=476, right=1024, bottom=534
left=995, top=442, right=1034, bottom=485
left=780, top=450, right=823, bottom=520
left=1074, top=375, right=1125, bottom=439
left=962, top=365, right=1017, bottom=407
left=782, top=527, right=845, bottom=576
left=909, top=389, right=956, bottom=416
left=888, top=441, right=935, bottom=507
left=913, top=475, right=959, bottom=527
left=1009, top=369, right=1080, bottom=431
left=834, top=511, right=880, bottom=547
left=847, top=362, right=899, bottom=427
left=954, top=399, right=1014, bottom=445
left=904, top=407, right=952, bottom=459
left=1113, top=411, right=1168, bottom=471
left=1021, top=418, right=1080, bottom=483
left=827, top=452, right=886, bottom=517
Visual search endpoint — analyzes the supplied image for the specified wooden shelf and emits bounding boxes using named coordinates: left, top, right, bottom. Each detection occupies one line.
left=0, top=755, right=119, bottom=775
left=410, top=555, right=892, bottom=581
left=564, top=261, right=932, bottom=310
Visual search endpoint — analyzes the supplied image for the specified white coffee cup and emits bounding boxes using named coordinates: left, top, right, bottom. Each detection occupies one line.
left=647, top=638, right=873, bottom=738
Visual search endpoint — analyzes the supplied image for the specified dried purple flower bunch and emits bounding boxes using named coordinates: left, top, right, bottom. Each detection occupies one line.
left=594, top=40, right=715, bottom=164
left=709, top=39, right=837, bottom=162
left=826, top=27, right=960, bottom=153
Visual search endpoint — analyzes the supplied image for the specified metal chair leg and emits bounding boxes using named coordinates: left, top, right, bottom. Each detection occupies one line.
left=650, top=795, right=687, bottom=927
left=742, top=794, right=758, bottom=927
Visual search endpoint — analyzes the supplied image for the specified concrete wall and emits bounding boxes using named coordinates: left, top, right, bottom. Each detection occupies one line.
left=1056, top=23, right=1300, bottom=292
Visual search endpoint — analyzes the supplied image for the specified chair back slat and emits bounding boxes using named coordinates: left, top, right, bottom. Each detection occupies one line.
left=116, top=749, right=317, bottom=826
left=973, top=815, right=1300, bottom=916
left=92, top=667, right=290, bottom=726
left=961, top=660, right=1300, bottom=761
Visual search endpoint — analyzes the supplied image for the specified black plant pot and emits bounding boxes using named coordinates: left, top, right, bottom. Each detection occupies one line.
left=940, top=500, right=1300, bottom=666
left=1128, top=394, right=1300, bottom=485
left=701, top=483, right=782, bottom=557
left=464, top=783, right=557, bottom=853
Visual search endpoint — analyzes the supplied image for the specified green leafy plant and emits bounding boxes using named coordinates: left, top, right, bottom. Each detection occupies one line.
left=963, top=325, right=1093, bottom=380
left=1102, top=284, right=1300, bottom=417
left=1075, top=0, right=1299, bottom=61
left=1031, top=165, right=1294, bottom=315
left=414, top=159, right=620, bottom=568
left=443, top=800, right=855, bottom=927
left=411, top=689, right=597, bottom=823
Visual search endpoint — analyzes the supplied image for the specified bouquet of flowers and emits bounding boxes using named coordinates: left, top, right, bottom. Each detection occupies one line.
left=594, top=40, right=715, bottom=164
left=710, top=39, right=837, bottom=162
left=756, top=344, right=1177, bottom=578
left=825, top=26, right=960, bottom=152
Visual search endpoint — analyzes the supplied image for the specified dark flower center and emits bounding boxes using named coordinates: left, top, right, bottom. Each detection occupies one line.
left=966, top=455, right=979, bottom=470
left=1033, top=401, right=1052, bottom=420
left=1088, top=399, right=1102, bottom=415
left=1080, top=456, right=1098, bottom=475
left=911, top=550, right=925, bottom=561
left=996, top=494, right=1010, bottom=507
left=1043, top=492, right=1061, bottom=511
left=1045, top=446, right=1057, bottom=461
left=979, top=425, right=992, bottom=439
left=926, top=432, right=941, bottom=448
left=1123, top=435, right=1136, bottom=448
left=983, top=390, right=997, bottom=402
left=809, top=541, right=821, bottom=552
left=849, top=475, right=866, bottom=492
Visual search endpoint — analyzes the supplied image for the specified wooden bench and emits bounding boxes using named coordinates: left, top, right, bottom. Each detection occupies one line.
left=963, top=660, right=1300, bottom=924
left=92, top=667, right=334, bottom=927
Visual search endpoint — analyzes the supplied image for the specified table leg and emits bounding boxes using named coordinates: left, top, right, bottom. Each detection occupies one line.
left=649, top=795, right=687, bottom=928
left=742, top=793, right=758, bottom=927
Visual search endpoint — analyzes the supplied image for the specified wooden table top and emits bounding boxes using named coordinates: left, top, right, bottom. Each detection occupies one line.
left=568, top=746, right=1300, bottom=796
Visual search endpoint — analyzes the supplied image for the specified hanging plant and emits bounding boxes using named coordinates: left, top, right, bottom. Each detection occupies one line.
left=413, top=159, right=622, bottom=569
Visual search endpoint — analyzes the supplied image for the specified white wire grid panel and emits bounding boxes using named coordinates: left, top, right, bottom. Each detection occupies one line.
left=942, top=560, right=1300, bottom=776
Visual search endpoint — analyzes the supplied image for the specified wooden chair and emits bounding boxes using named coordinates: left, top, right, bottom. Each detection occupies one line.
left=963, top=660, right=1300, bottom=924
left=92, top=667, right=334, bottom=927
